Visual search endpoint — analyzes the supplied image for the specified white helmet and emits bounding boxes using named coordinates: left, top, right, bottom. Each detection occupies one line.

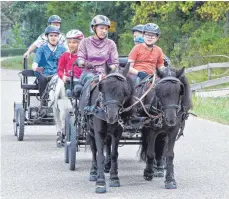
left=91, top=15, right=110, bottom=28
left=66, top=29, right=84, bottom=40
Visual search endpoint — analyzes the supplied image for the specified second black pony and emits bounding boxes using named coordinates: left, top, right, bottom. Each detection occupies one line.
left=139, top=67, right=192, bottom=189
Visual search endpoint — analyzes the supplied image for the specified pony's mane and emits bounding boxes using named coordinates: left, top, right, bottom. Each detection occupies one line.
left=104, top=76, right=132, bottom=98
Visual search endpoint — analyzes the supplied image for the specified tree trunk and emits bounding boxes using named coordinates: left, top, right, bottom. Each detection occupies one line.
left=224, top=11, right=229, bottom=36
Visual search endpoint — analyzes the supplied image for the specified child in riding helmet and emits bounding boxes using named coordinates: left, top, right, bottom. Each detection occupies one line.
left=128, top=23, right=165, bottom=82
left=76, top=15, right=119, bottom=83
left=32, top=25, right=66, bottom=98
left=24, top=15, right=66, bottom=58
left=132, top=24, right=144, bottom=45
left=57, top=29, right=84, bottom=85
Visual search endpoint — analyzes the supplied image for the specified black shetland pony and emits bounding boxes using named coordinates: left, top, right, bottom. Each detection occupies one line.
left=140, top=67, right=192, bottom=189
left=79, top=63, right=133, bottom=193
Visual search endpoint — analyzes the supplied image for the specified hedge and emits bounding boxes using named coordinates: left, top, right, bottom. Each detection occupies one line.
left=1, top=48, right=27, bottom=57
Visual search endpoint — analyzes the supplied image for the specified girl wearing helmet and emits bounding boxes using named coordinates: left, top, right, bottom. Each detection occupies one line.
left=76, top=15, right=119, bottom=83
left=58, top=29, right=85, bottom=84
left=53, top=29, right=84, bottom=146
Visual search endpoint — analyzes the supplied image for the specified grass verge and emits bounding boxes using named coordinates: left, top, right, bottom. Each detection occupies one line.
left=1, top=55, right=34, bottom=70
left=191, top=96, right=229, bottom=125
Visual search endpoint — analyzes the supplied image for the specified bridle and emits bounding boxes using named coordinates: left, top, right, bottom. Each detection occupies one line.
left=98, top=73, right=130, bottom=117
left=154, top=76, right=184, bottom=115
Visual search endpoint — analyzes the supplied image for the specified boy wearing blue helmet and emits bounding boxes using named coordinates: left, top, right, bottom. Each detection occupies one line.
left=32, top=25, right=66, bottom=98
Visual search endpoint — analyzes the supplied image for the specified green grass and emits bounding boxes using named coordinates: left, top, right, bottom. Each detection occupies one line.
left=1, top=55, right=34, bottom=70
left=192, top=96, right=229, bottom=125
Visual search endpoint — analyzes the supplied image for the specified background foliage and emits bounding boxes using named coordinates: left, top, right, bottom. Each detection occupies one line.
left=1, top=1, right=229, bottom=66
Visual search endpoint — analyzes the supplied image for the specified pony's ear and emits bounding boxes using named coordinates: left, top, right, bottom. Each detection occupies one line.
left=176, top=67, right=185, bottom=79
left=156, top=67, right=164, bottom=78
left=120, top=62, right=130, bottom=77
left=98, top=81, right=104, bottom=92
left=104, top=62, right=110, bottom=75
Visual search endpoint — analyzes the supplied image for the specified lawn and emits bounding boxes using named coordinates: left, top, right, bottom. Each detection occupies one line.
left=1, top=55, right=34, bottom=70
left=191, top=96, right=229, bottom=125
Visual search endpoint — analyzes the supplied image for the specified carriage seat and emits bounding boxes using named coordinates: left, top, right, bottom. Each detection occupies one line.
left=19, top=69, right=38, bottom=90
left=119, top=56, right=128, bottom=68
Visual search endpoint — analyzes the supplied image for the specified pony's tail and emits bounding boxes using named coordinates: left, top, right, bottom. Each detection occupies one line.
left=140, top=128, right=148, bottom=162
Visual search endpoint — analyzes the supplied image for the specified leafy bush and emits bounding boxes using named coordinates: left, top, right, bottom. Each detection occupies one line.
left=1, top=44, right=13, bottom=49
left=1, top=48, right=27, bottom=57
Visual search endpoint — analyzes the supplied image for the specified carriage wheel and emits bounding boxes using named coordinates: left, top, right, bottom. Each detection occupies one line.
left=13, top=103, right=18, bottom=136
left=16, top=107, right=25, bottom=141
left=69, top=114, right=77, bottom=171
left=64, top=112, right=70, bottom=164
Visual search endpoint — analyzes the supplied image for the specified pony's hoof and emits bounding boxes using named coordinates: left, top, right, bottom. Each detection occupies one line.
left=95, top=185, right=106, bottom=193
left=89, top=174, right=97, bottom=181
left=143, top=169, right=153, bottom=181
left=165, top=180, right=177, bottom=189
left=56, top=141, right=63, bottom=148
left=109, top=179, right=120, bottom=187
left=144, top=175, right=153, bottom=181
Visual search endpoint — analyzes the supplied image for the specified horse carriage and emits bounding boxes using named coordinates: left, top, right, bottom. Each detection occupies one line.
left=13, top=58, right=55, bottom=141
left=12, top=56, right=192, bottom=192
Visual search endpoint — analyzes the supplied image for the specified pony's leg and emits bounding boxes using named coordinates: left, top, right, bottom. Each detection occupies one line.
left=154, top=133, right=167, bottom=177
left=143, top=130, right=157, bottom=181
left=109, top=126, right=122, bottom=187
left=104, top=135, right=112, bottom=173
left=88, top=134, right=97, bottom=182
left=164, top=130, right=177, bottom=189
left=94, top=123, right=106, bottom=193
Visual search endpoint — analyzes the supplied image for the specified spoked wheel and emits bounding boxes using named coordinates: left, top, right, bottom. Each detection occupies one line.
left=16, top=107, right=25, bottom=141
left=64, top=112, right=70, bottom=164
left=13, top=103, right=18, bottom=136
left=69, top=114, right=77, bottom=171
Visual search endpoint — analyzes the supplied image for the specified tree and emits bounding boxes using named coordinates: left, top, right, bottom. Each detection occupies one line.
left=10, top=1, right=48, bottom=46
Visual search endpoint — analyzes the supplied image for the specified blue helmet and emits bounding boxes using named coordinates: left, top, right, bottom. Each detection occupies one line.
left=45, top=25, right=60, bottom=35
left=143, top=23, right=160, bottom=36
left=132, top=24, right=144, bottom=33
left=48, top=15, right=61, bottom=24
left=134, top=35, right=144, bottom=43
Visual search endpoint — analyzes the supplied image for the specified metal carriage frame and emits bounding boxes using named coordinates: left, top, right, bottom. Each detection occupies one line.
left=13, top=58, right=54, bottom=141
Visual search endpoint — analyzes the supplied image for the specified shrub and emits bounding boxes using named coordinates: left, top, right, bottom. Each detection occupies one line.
left=1, top=48, right=27, bottom=57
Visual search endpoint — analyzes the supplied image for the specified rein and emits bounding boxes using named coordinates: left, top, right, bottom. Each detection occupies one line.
left=119, top=75, right=161, bottom=119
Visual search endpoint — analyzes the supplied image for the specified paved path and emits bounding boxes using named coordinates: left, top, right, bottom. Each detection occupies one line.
left=1, top=69, right=229, bottom=199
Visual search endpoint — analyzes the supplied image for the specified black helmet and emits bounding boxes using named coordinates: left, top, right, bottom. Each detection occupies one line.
left=48, top=15, right=61, bottom=24
left=45, top=25, right=60, bottom=35
left=143, top=23, right=160, bottom=36
left=132, top=24, right=144, bottom=33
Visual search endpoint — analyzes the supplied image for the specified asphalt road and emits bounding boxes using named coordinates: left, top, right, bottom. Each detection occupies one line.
left=1, top=68, right=229, bottom=199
